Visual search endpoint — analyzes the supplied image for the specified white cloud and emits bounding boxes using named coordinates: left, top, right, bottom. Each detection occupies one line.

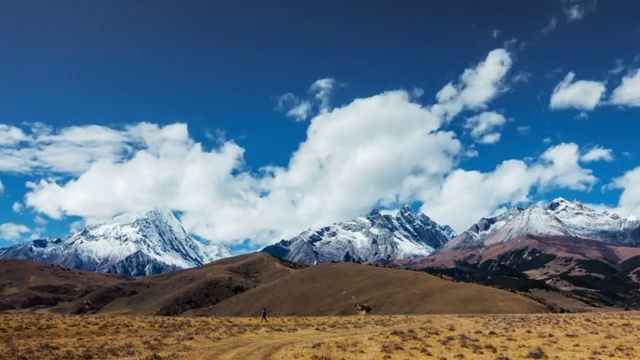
left=0, top=179, right=3, bottom=195
left=23, top=91, right=462, bottom=244
left=0, top=223, right=30, bottom=241
left=543, top=137, right=553, bottom=144
left=550, top=72, right=606, bottom=111
left=491, top=29, right=500, bottom=38
left=8, top=48, right=607, bottom=245
left=517, top=126, right=531, bottom=134
left=276, top=78, right=337, bottom=121
left=604, top=166, right=640, bottom=218
left=610, top=69, right=640, bottom=107
left=464, top=111, right=506, bottom=144
left=286, top=101, right=313, bottom=121
left=562, top=0, right=597, bottom=21
left=422, top=142, right=599, bottom=231
left=581, top=146, right=614, bottom=162
left=432, top=48, right=513, bottom=121
left=12, top=202, right=23, bottom=213
left=309, top=78, right=336, bottom=113
left=0, top=125, right=29, bottom=146
left=0, top=122, right=190, bottom=174
left=69, top=220, right=86, bottom=233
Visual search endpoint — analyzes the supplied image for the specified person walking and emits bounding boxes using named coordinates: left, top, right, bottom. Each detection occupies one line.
left=261, top=307, right=268, bottom=322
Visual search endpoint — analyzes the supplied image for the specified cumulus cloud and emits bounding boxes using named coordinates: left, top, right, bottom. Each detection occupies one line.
left=432, top=48, right=513, bottom=120
left=581, top=146, right=614, bottom=162
left=550, top=72, right=606, bottom=111
left=464, top=111, right=507, bottom=144
left=23, top=91, right=462, bottom=244
left=421, top=142, right=599, bottom=231
left=610, top=69, right=640, bottom=107
left=601, top=167, right=640, bottom=219
left=2, top=48, right=607, bottom=244
left=0, top=125, right=29, bottom=146
left=0, top=223, right=30, bottom=241
left=0, top=122, right=190, bottom=174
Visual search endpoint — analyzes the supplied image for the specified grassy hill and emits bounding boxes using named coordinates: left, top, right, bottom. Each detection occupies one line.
left=0, top=259, right=143, bottom=313
left=100, top=252, right=298, bottom=315
left=0, top=253, right=298, bottom=315
left=195, top=262, right=548, bottom=317
left=2, top=253, right=547, bottom=316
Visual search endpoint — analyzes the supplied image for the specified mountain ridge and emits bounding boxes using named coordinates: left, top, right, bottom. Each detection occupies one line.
left=262, top=204, right=456, bottom=264
left=0, top=209, right=231, bottom=276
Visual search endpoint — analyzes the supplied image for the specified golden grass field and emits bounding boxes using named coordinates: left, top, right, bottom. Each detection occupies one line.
left=0, top=313, right=638, bottom=360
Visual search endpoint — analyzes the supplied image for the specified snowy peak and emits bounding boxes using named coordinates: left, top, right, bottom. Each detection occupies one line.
left=546, top=197, right=589, bottom=212
left=0, top=209, right=232, bottom=276
left=485, top=206, right=575, bottom=246
left=440, top=206, right=523, bottom=251
left=443, top=197, right=640, bottom=252
left=262, top=206, right=456, bottom=264
left=543, top=198, right=639, bottom=246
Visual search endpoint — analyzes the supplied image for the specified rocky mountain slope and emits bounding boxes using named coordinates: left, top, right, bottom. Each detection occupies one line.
left=1, top=254, right=547, bottom=316
left=443, top=198, right=640, bottom=252
left=398, top=198, right=640, bottom=311
left=262, top=205, right=456, bottom=264
left=0, top=209, right=231, bottom=276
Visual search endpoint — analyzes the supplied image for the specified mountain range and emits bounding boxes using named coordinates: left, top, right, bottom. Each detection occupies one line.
left=0, top=253, right=546, bottom=316
left=2, top=197, right=640, bottom=311
left=262, top=205, right=456, bottom=264
left=0, top=209, right=231, bottom=276
left=388, top=198, right=640, bottom=310
left=441, top=198, right=639, bottom=252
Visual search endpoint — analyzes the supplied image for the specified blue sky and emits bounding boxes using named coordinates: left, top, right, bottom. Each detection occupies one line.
left=1, top=0, right=639, bottom=251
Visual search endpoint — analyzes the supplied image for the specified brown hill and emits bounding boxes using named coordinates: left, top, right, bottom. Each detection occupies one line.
left=0, top=260, right=143, bottom=313
left=0, top=253, right=298, bottom=315
left=100, top=252, right=298, bottom=315
left=394, top=235, right=640, bottom=311
left=195, top=262, right=548, bottom=317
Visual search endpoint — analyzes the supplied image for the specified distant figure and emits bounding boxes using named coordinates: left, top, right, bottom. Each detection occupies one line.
left=261, top=307, right=268, bottom=322
left=84, top=300, right=94, bottom=312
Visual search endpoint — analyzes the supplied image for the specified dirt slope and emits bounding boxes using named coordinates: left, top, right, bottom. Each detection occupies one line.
left=397, top=235, right=640, bottom=311
left=0, top=259, right=142, bottom=313
left=203, top=262, right=548, bottom=317
left=100, top=253, right=297, bottom=315
left=0, top=253, right=297, bottom=315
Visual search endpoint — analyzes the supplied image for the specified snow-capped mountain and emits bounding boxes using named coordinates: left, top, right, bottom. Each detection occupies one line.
left=442, top=198, right=640, bottom=251
left=262, top=205, right=456, bottom=264
left=439, top=207, right=523, bottom=251
left=484, top=205, right=577, bottom=246
left=0, top=209, right=232, bottom=276
left=545, top=198, right=639, bottom=247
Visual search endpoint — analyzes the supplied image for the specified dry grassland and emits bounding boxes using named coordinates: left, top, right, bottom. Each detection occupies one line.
left=0, top=312, right=638, bottom=360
